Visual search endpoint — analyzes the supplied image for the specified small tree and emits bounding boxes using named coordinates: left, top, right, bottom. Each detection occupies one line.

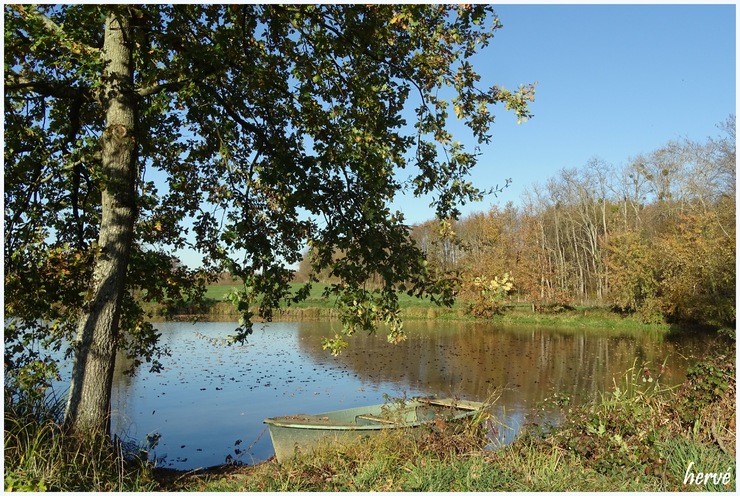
left=604, top=230, right=662, bottom=323
left=466, top=273, right=515, bottom=318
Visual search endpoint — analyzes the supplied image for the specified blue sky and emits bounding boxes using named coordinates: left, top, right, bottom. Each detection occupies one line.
left=391, top=3, right=736, bottom=224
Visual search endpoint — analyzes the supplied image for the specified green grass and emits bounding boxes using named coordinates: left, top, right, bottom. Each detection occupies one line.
left=204, top=282, right=445, bottom=309
left=4, top=393, right=156, bottom=492
left=496, top=304, right=672, bottom=331
left=167, top=421, right=729, bottom=492
left=198, top=282, right=672, bottom=332
left=202, top=284, right=242, bottom=302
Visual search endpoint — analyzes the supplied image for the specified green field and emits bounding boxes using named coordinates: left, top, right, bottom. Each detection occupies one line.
left=204, top=283, right=446, bottom=310
left=201, top=283, right=677, bottom=331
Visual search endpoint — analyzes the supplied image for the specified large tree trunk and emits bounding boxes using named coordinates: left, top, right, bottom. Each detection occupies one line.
left=64, top=9, right=137, bottom=435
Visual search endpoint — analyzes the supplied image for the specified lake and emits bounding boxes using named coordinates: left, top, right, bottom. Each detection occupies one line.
left=95, top=320, right=713, bottom=470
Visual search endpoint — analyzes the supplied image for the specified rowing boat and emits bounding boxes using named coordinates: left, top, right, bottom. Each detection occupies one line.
left=263, top=396, right=486, bottom=462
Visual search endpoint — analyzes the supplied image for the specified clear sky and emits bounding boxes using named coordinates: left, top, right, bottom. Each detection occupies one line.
left=391, top=2, right=737, bottom=224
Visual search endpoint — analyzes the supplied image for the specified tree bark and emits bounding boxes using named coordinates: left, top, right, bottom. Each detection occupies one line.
left=64, top=8, right=137, bottom=436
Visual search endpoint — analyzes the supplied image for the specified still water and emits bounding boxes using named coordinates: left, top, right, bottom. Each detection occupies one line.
left=99, top=320, right=711, bottom=470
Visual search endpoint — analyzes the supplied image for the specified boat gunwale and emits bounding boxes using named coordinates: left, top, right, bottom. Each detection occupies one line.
left=263, top=398, right=485, bottom=431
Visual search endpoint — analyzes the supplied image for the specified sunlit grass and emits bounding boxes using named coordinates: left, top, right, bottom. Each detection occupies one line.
left=4, top=393, right=156, bottom=492
left=204, top=282, right=447, bottom=309
left=198, top=282, right=674, bottom=333
left=171, top=425, right=672, bottom=492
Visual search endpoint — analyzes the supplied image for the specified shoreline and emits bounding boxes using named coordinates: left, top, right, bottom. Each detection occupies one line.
left=151, top=302, right=681, bottom=334
left=155, top=347, right=736, bottom=491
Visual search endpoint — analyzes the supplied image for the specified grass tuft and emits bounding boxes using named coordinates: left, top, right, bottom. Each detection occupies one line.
left=4, top=390, right=156, bottom=492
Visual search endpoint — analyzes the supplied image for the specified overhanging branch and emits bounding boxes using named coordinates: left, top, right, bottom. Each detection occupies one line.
left=135, top=80, right=186, bottom=97
left=5, top=73, right=90, bottom=100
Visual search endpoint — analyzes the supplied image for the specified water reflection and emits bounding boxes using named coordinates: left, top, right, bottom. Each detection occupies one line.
left=308, top=321, right=696, bottom=402
left=296, top=321, right=703, bottom=444
left=100, top=320, right=710, bottom=470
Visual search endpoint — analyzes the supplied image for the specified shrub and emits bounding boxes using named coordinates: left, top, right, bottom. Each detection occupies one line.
left=675, top=356, right=735, bottom=427
left=465, top=273, right=514, bottom=318
left=548, top=360, right=675, bottom=476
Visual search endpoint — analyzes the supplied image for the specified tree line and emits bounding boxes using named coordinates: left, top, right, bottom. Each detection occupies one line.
left=409, top=116, right=735, bottom=328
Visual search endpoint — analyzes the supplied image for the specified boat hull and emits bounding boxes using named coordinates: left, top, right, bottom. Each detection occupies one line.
left=264, top=397, right=485, bottom=462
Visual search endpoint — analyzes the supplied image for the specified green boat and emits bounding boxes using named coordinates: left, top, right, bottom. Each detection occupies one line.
left=263, top=396, right=486, bottom=462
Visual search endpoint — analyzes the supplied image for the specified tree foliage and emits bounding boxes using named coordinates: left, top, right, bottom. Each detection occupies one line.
left=654, top=206, right=736, bottom=327
left=403, top=120, right=735, bottom=328
left=4, top=4, right=534, bottom=433
left=605, top=230, right=662, bottom=323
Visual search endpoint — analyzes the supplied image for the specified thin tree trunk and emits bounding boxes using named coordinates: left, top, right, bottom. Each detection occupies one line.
left=64, top=8, right=137, bottom=435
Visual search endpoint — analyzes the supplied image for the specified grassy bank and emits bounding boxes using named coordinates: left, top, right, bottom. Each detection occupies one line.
left=160, top=356, right=736, bottom=492
left=165, top=283, right=673, bottom=332
left=4, top=392, right=157, bottom=492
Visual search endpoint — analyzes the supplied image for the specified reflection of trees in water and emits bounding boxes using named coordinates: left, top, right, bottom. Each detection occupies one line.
left=297, top=321, right=698, bottom=408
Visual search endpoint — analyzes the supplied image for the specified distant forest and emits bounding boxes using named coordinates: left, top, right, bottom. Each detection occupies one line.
left=296, top=116, right=735, bottom=330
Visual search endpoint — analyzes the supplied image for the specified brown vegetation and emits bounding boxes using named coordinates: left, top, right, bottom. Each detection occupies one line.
left=403, top=120, right=735, bottom=328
